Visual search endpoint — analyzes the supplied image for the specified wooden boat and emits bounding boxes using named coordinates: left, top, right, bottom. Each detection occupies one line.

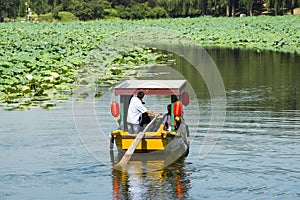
left=110, top=80, right=190, bottom=162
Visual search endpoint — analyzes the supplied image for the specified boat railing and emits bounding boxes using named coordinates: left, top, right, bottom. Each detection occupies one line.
left=140, top=115, right=164, bottom=133
left=142, top=114, right=183, bottom=133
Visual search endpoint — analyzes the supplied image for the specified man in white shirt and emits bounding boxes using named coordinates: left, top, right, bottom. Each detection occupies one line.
left=127, top=91, right=156, bottom=134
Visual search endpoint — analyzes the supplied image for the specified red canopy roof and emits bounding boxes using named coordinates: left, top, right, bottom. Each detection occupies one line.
left=114, top=80, right=187, bottom=96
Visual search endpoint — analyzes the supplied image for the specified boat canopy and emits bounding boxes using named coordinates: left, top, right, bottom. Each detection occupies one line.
left=114, top=80, right=187, bottom=96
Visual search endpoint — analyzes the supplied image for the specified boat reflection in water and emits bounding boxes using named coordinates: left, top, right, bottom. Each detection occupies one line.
left=111, top=157, right=190, bottom=200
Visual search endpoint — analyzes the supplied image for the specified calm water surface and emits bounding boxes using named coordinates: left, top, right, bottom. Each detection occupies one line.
left=1, top=48, right=300, bottom=199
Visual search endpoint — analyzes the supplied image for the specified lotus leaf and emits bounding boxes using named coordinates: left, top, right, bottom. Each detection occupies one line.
left=0, top=15, right=299, bottom=110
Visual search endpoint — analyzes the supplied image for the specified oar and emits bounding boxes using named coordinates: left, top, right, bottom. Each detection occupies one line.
left=117, top=115, right=158, bottom=166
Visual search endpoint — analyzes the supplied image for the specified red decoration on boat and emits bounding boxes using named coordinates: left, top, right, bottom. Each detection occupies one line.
left=111, top=101, right=120, bottom=120
left=173, top=101, right=182, bottom=120
left=182, top=91, right=189, bottom=106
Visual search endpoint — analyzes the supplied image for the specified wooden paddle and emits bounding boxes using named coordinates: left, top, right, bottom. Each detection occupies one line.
left=117, top=115, right=158, bottom=166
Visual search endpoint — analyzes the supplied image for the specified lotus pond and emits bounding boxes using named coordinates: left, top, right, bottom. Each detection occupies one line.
left=0, top=15, right=299, bottom=110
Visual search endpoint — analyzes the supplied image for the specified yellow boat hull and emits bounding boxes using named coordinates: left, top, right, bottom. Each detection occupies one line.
left=111, top=123, right=189, bottom=154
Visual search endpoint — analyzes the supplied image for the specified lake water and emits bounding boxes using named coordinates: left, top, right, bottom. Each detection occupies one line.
left=1, top=48, right=300, bottom=199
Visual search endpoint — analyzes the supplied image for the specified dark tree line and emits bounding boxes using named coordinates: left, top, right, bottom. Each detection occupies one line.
left=0, top=0, right=299, bottom=20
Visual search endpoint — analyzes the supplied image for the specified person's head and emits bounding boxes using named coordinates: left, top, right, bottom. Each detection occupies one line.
left=137, top=91, right=145, bottom=100
left=171, top=95, right=178, bottom=103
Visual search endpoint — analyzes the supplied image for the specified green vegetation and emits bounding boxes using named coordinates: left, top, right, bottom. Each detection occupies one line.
left=146, top=15, right=300, bottom=53
left=37, top=12, right=78, bottom=22
left=0, top=21, right=163, bottom=110
left=0, top=0, right=299, bottom=21
left=0, top=15, right=299, bottom=110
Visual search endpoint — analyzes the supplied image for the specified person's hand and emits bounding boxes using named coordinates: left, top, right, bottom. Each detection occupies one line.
left=154, top=113, right=160, bottom=117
